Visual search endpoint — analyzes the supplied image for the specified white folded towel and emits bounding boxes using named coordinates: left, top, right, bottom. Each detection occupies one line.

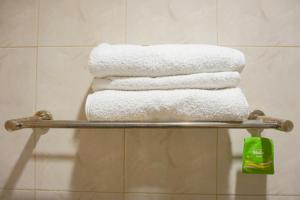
left=89, top=44, right=246, bottom=77
left=91, top=72, right=240, bottom=91
left=85, top=88, right=249, bottom=121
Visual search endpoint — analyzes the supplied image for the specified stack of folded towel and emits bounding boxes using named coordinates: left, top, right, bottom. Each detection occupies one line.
left=85, top=44, right=249, bottom=121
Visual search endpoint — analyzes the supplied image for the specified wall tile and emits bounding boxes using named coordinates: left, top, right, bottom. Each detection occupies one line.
left=35, top=129, right=124, bottom=192
left=127, top=0, right=217, bottom=44
left=39, top=0, right=126, bottom=46
left=217, top=47, right=300, bottom=195
left=36, top=190, right=123, bottom=200
left=36, top=47, right=124, bottom=192
left=0, top=48, right=36, bottom=189
left=125, top=193, right=216, bottom=200
left=36, top=47, right=92, bottom=121
left=218, top=0, right=300, bottom=46
left=0, top=0, right=38, bottom=47
left=0, top=190, right=34, bottom=200
left=218, top=195, right=300, bottom=200
left=125, top=128, right=217, bottom=194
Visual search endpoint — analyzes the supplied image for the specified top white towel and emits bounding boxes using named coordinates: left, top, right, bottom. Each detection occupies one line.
left=89, top=43, right=246, bottom=77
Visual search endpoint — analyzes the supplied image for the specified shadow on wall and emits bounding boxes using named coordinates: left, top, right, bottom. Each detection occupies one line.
left=0, top=88, right=124, bottom=199
left=0, top=129, right=47, bottom=200
left=221, top=129, right=267, bottom=199
left=0, top=90, right=268, bottom=199
left=69, top=88, right=124, bottom=194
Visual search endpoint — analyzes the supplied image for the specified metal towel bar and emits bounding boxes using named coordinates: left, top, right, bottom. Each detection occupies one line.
left=4, top=110, right=294, bottom=132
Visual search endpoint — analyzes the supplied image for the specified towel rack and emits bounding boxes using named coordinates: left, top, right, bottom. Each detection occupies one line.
left=4, top=110, right=293, bottom=132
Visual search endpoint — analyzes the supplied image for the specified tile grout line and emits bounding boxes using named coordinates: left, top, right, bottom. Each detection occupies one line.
left=220, top=45, right=300, bottom=48
left=217, top=194, right=300, bottom=197
left=123, top=128, right=126, bottom=200
left=0, top=45, right=94, bottom=48
left=216, top=0, right=219, bottom=45
left=124, top=0, right=128, bottom=44
left=34, top=0, right=40, bottom=123
left=216, top=128, right=219, bottom=200
left=1, top=188, right=300, bottom=197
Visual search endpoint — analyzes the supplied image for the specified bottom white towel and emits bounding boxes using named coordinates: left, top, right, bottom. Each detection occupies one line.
left=85, top=88, right=249, bottom=121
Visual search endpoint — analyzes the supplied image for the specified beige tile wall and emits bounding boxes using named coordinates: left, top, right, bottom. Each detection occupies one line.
left=0, top=0, right=299, bottom=199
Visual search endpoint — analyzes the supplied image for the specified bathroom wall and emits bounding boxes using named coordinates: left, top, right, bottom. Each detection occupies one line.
left=0, top=0, right=299, bottom=199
